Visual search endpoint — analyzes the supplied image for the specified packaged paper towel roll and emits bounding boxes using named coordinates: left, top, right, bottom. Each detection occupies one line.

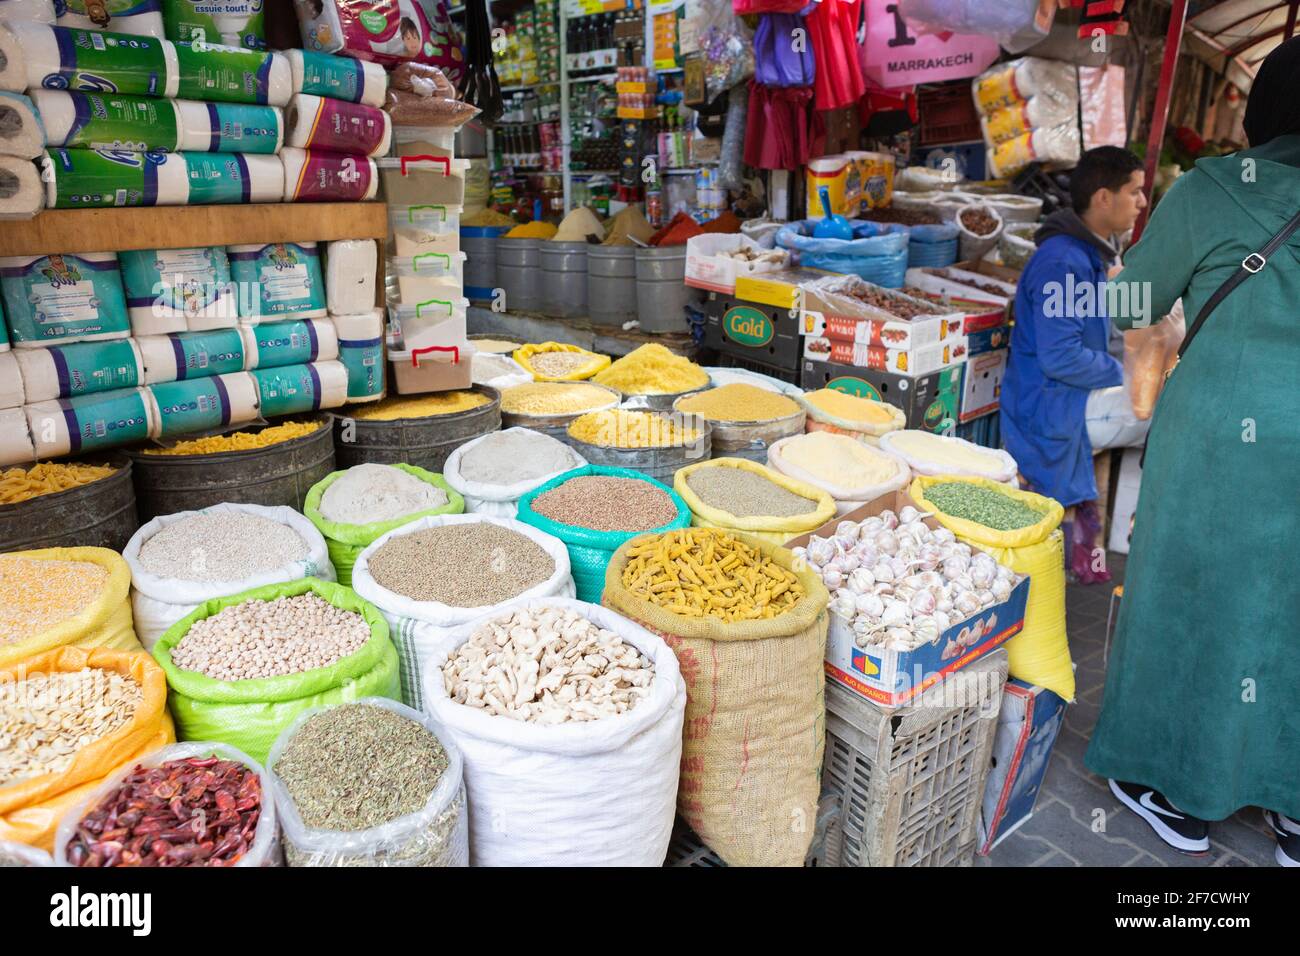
left=0, top=251, right=131, bottom=347
left=183, top=151, right=281, bottom=204
left=163, top=0, right=266, bottom=51
left=243, top=317, right=338, bottom=370
left=174, top=41, right=291, bottom=106
left=42, top=147, right=189, bottom=208
left=0, top=23, right=25, bottom=93
left=325, top=239, right=376, bottom=316
left=285, top=49, right=386, bottom=108
left=33, top=89, right=180, bottom=153
left=137, top=327, right=247, bottom=383
left=12, top=23, right=180, bottom=97
left=0, top=155, right=42, bottom=219
left=0, top=351, right=22, bottom=407
left=0, top=92, right=45, bottom=159
left=148, top=371, right=259, bottom=437
left=0, top=406, right=34, bottom=465
left=281, top=146, right=376, bottom=202
left=174, top=100, right=282, bottom=153
left=250, top=360, right=347, bottom=417
left=15, top=337, right=143, bottom=402
left=26, top=385, right=154, bottom=456
left=0, top=0, right=56, bottom=25
left=227, top=241, right=328, bottom=321
left=56, top=0, right=165, bottom=37
left=120, top=246, right=236, bottom=334
left=285, top=93, right=390, bottom=157
left=332, top=309, right=384, bottom=403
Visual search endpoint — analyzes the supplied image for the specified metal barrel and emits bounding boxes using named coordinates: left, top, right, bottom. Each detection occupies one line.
left=0, top=453, right=139, bottom=553
left=333, top=385, right=502, bottom=473
left=635, top=246, right=701, bottom=333
left=585, top=246, right=637, bottom=327
left=539, top=241, right=589, bottom=319
left=497, top=238, right=542, bottom=313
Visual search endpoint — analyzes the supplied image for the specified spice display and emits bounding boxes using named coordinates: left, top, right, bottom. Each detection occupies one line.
left=504, top=221, right=558, bottom=239
left=621, top=528, right=805, bottom=621
left=778, top=432, right=902, bottom=487
left=960, top=207, right=999, bottom=236
left=862, top=207, right=942, bottom=226
left=529, top=352, right=600, bottom=377
left=349, top=392, right=491, bottom=421
left=601, top=206, right=654, bottom=246
left=0, top=462, right=116, bottom=505
left=933, top=269, right=1012, bottom=297
left=533, top=476, right=678, bottom=532
left=469, top=338, right=522, bottom=353
left=805, top=388, right=897, bottom=424
left=923, top=481, right=1045, bottom=531
left=457, top=430, right=581, bottom=486
left=551, top=206, right=605, bottom=242
left=592, top=343, right=710, bottom=395
left=367, top=523, right=555, bottom=607
left=64, top=755, right=263, bottom=867
left=0, top=667, right=141, bottom=786
left=499, top=382, right=617, bottom=416
left=685, top=467, right=818, bottom=519
left=0, top=555, right=109, bottom=645
left=461, top=209, right=517, bottom=227
left=443, top=606, right=655, bottom=723
left=143, top=421, right=320, bottom=455
left=170, top=593, right=371, bottom=681
left=676, top=383, right=800, bottom=422
left=136, top=513, right=309, bottom=582
left=318, top=464, right=449, bottom=525
left=795, top=506, right=1019, bottom=654
left=880, top=430, right=1016, bottom=480
left=568, top=410, right=701, bottom=448
left=828, top=283, right=943, bottom=320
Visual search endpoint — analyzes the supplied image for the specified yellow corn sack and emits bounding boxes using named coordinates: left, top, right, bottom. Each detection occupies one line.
left=513, top=342, right=612, bottom=382
left=0, top=547, right=139, bottom=669
left=0, top=646, right=175, bottom=850
left=910, top=475, right=1073, bottom=700
left=799, top=391, right=906, bottom=446
left=674, top=458, right=836, bottom=545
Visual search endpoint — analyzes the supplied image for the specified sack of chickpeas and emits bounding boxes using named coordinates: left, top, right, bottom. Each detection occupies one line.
left=150, top=577, right=401, bottom=764
left=602, top=528, right=830, bottom=867
left=123, top=503, right=336, bottom=651
left=424, top=597, right=686, bottom=866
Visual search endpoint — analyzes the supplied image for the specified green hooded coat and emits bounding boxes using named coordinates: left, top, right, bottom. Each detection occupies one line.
left=1085, top=136, right=1300, bottom=820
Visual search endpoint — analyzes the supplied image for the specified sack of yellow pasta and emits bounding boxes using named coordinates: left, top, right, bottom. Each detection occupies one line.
left=513, top=342, right=611, bottom=382
left=909, top=475, right=1072, bottom=700
left=674, top=458, right=835, bottom=545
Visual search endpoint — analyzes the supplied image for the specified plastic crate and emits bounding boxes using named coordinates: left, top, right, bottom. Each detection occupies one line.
left=664, top=793, right=841, bottom=867
left=709, top=350, right=802, bottom=386
left=918, top=84, right=983, bottom=146
left=820, top=649, right=1007, bottom=867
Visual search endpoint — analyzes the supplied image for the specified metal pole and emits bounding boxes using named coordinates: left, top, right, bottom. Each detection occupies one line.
left=1287, top=0, right=1299, bottom=40
left=1132, top=0, right=1189, bottom=242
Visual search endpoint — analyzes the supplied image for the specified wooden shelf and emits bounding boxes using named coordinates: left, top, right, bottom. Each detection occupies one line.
left=0, top=203, right=389, bottom=257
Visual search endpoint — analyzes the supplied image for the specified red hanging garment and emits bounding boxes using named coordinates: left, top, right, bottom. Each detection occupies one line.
left=807, top=0, right=866, bottom=111
left=744, top=81, right=817, bottom=170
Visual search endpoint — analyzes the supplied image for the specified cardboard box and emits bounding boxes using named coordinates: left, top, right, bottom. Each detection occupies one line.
left=906, top=264, right=1017, bottom=307
left=734, top=267, right=836, bottom=310
left=798, top=285, right=968, bottom=376
left=684, top=234, right=789, bottom=294
left=901, top=287, right=1007, bottom=334
left=978, top=679, right=1067, bottom=854
left=960, top=348, right=1007, bottom=421
left=704, top=294, right=804, bottom=373
left=966, top=322, right=1011, bottom=355
left=801, top=358, right=963, bottom=434
left=786, top=491, right=1030, bottom=709
left=804, top=336, right=968, bottom=376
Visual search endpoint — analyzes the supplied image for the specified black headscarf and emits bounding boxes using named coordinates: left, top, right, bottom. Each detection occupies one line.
left=1243, top=36, right=1300, bottom=146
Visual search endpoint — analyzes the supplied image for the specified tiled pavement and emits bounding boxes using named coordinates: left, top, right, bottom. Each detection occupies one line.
left=982, top=552, right=1280, bottom=868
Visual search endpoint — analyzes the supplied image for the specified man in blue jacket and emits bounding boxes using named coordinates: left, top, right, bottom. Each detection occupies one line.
left=1001, top=148, right=1151, bottom=557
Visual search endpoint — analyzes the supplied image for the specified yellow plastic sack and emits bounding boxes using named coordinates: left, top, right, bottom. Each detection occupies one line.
left=513, top=342, right=612, bottom=382
left=0, top=646, right=175, bottom=851
left=910, top=475, right=1073, bottom=700
left=674, top=458, right=836, bottom=545
left=800, top=393, right=906, bottom=446
left=0, top=547, right=140, bottom=668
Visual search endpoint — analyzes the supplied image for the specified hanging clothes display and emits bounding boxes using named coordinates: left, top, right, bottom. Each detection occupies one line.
left=753, top=13, right=816, bottom=88
left=807, top=0, right=865, bottom=111
left=743, top=81, right=819, bottom=169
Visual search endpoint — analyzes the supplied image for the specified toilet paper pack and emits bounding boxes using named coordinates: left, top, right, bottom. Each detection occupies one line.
left=183, top=151, right=282, bottom=203
left=228, top=241, right=328, bottom=322
left=148, top=371, right=260, bottom=436
left=0, top=407, right=35, bottom=466
left=137, top=326, right=247, bottom=383
left=56, top=0, right=165, bottom=37
left=26, top=385, right=155, bottom=456
left=325, top=238, right=376, bottom=316
left=332, top=309, right=384, bottom=402
left=250, top=360, right=348, bottom=417
left=120, top=246, right=237, bottom=333
left=0, top=154, right=44, bottom=218
left=244, top=317, right=338, bottom=370
left=280, top=146, right=377, bottom=202
left=174, top=41, right=290, bottom=106
left=0, top=351, right=23, bottom=407
left=285, top=93, right=390, bottom=156
left=0, top=0, right=56, bottom=25
left=175, top=100, right=282, bottom=152
left=0, top=251, right=131, bottom=347
left=12, top=23, right=180, bottom=97
left=285, top=49, right=386, bottom=108
left=163, top=0, right=265, bottom=50
left=42, top=147, right=190, bottom=208
left=14, top=336, right=144, bottom=402
left=33, top=89, right=179, bottom=153
left=0, top=91, right=46, bottom=159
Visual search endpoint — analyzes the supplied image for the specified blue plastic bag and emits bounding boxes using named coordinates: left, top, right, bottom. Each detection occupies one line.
left=776, top=219, right=910, bottom=287
left=907, top=222, right=960, bottom=269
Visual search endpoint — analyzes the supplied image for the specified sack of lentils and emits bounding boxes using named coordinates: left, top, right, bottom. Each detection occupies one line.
left=123, top=504, right=336, bottom=652
left=351, top=515, right=575, bottom=709
left=0, top=646, right=175, bottom=852
left=54, top=742, right=280, bottom=868
left=151, top=577, right=400, bottom=764
left=767, top=431, right=911, bottom=516
left=0, top=547, right=139, bottom=669
left=602, top=528, right=830, bottom=867
left=674, top=457, right=836, bottom=545
left=268, top=697, right=468, bottom=867
left=304, top=464, right=465, bottom=587
left=424, top=597, right=685, bottom=866
left=442, top=427, right=587, bottom=519
left=515, top=466, right=692, bottom=603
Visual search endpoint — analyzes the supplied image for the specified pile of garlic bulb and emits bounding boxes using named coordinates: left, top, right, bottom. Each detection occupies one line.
left=792, top=506, right=1019, bottom=654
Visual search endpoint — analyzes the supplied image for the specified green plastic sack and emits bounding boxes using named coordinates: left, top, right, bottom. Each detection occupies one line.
left=515, top=465, right=692, bottom=603
left=152, top=577, right=401, bottom=764
left=304, top=464, right=465, bottom=586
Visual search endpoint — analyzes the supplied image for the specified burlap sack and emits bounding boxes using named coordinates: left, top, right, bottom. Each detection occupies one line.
left=602, top=530, right=829, bottom=866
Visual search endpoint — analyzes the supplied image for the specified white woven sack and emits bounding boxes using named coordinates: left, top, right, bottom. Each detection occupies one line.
left=424, top=596, right=686, bottom=867
left=767, top=434, right=911, bottom=516
left=878, top=430, right=1019, bottom=483
left=351, top=514, right=576, bottom=709
left=441, top=427, right=586, bottom=518
left=124, top=502, right=336, bottom=651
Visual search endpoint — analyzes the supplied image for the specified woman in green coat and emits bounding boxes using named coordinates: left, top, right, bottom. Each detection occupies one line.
left=1085, top=40, right=1300, bottom=866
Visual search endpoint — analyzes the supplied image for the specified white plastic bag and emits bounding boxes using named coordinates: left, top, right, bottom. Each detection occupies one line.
left=900, top=0, right=1039, bottom=50
left=123, top=503, right=336, bottom=651
left=268, top=697, right=468, bottom=867
left=471, top=350, right=531, bottom=390
left=767, top=433, right=912, bottom=516
left=441, top=427, right=586, bottom=518
left=54, top=742, right=281, bottom=868
left=424, top=597, right=686, bottom=867
left=350, top=514, right=576, bottom=709
left=956, top=202, right=1004, bottom=262
left=879, top=429, right=1019, bottom=483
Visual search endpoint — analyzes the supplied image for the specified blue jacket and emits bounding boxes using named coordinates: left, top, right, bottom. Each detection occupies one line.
left=1000, top=215, right=1123, bottom=507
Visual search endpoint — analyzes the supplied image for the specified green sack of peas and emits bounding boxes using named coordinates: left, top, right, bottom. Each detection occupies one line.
left=304, top=464, right=465, bottom=586
left=152, top=577, right=401, bottom=764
